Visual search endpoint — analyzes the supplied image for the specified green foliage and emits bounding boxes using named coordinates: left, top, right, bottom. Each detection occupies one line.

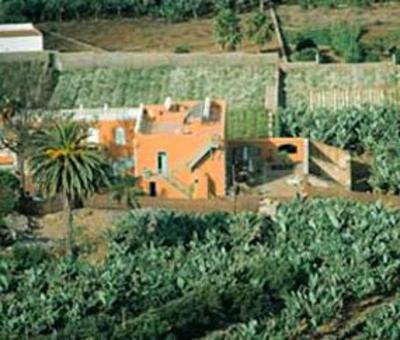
left=0, top=187, right=17, bottom=217
left=287, top=27, right=332, bottom=47
left=12, top=245, right=50, bottom=271
left=49, top=65, right=275, bottom=112
left=2, top=199, right=400, bottom=338
left=291, top=47, right=317, bottom=61
left=0, top=57, right=52, bottom=108
left=344, top=299, right=400, bottom=338
left=213, top=8, right=243, bottom=51
left=288, top=24, right=366, bottom=62
left=369, top=142, right=400, bottom=195
left=330, top=23, right=365, bottom=62
left=30, top=119, right=110, bottom=200
left=227, top=106, right=269, bottom=140
left=0, top=169, right=20, bottom=192
left=0, top=170, right=20, bottom=217
left=174, top=44, right=192, bottom=54
left=246, top=10, right=272, bottom=50
left=110, top=174, right=143, bottom=208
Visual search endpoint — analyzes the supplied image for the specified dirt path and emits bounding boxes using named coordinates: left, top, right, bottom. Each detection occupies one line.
left=38, top=25, right=108, bottom=52
left=294, top=293, right=400, bottom=339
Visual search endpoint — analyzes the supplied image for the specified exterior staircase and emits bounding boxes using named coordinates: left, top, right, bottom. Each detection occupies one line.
left=161, top=174, right=192, bottom=198
left=188, top=139, right=220, bottom=171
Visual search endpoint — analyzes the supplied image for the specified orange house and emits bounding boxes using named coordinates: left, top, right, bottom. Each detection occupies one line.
left=134, top=99, right=227, bottom=199
left=73, top=107, right=141, bottom=173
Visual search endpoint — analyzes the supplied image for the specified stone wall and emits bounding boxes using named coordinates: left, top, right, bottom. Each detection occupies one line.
left=309, top=141, right=352, bottom=189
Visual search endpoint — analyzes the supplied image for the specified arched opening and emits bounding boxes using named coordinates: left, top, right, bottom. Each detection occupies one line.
left=278, top=144, right=298, bottom=154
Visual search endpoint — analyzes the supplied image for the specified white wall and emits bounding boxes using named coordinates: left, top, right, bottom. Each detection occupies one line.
left=0, top=36, right=43, bottom=53
left=0, top=23, right=36, bottom=31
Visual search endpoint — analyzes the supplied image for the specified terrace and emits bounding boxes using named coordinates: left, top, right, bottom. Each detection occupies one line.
left=138, top=99, right=224, bottom=136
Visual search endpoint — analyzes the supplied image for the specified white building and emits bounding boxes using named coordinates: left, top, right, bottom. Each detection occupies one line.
left=0, top=23, right=43, bottom=53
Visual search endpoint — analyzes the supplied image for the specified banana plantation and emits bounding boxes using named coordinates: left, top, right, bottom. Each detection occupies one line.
left=1, top=198, right=400, bottom=338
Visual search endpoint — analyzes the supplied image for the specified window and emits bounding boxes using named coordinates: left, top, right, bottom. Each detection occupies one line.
left=157, top=152, right=168, bottom=174
left=115, top=127, right=126, bottom=146
left=87, top=128, right=99, bottom=143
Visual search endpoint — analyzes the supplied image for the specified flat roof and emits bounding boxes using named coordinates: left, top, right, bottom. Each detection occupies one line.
left=0, top=29, right=41, bottom=38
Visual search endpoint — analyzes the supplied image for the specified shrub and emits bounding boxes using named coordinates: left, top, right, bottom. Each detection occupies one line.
left=174, top=44, right=192, bottom=54
left=12, top=245, right=51, bottom=270
left=295, top=38, right=317, bottom=51
left=0, top=169, right=20, bottom=192
left=330, top=23, right=365, bottom=62
left=0, top=187, right=17, bottom=217
left=291, top=47, right=318, bottom=61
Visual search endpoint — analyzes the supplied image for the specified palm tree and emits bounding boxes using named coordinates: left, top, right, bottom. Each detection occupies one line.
left=29, top=118, right=110, bottom=255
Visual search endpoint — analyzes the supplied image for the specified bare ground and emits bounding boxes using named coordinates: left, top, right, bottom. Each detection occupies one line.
left=36, top=208, right=128, bottom=262
left=37, top=4, right=400, bottom=53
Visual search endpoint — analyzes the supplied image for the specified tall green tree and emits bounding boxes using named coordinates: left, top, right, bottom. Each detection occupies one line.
left=213, top=7, right=243, bottom=51
left=29, top=119, right=110, bottom=255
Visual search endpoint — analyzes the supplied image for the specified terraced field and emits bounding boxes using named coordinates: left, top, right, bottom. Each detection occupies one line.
left=285, top=63, right=400, bottom=108
left=48, top=65, right=276, bottom=110
left=0, top=54, right=51, bottom=108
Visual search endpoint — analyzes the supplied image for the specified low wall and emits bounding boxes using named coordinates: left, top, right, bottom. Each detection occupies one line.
left=306, top=185, right=400, bottom=209
left=57, top=52, right=279, bottom=70
left=86, top=194, right=260, bottom=213
left=309, top=141, right=351, bottom=189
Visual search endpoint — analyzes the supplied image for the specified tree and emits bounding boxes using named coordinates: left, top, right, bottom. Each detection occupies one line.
left=0, top=97, right=38, bottom=196
left=29, top=119, right=110, bottom=255
left=111, top=174, right=143, bottom=209
left=0, top=170, right=20, bottom=218
left=213, top=7, right=243, bottom=51
left=247, top=9, right=273, bottom=51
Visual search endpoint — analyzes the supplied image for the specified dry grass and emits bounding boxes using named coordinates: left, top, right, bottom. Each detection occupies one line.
left=278, top=3, right=400, bottom=43
left=39, top=15, right=279, bottom=52
left=39, top=5, right=400, bottom=53
left=37, top=208, right=128, bottom=263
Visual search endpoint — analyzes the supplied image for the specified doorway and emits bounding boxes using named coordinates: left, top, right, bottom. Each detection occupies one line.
left=149, top=182, right=157, bottom=197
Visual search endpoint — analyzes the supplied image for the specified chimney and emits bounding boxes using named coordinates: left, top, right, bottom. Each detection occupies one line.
left=203, top=97, right=211, bottom=119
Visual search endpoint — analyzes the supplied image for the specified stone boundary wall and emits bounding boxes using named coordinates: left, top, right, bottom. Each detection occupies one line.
left=309, top=141, right=352, bottom=189
left=0, top=51, right=48, bottom=63
left=56, top=52, right=280, bottom=70
left=87, top=194, right=260, bottom=213
left=306, top=185, right=400, bottom=209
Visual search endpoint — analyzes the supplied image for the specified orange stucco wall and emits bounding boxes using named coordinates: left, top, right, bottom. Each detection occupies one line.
left=135, top=133, right=226, bottom=199
left=135, top=100, right=226, bottom=199
left=91, top=120, right=136, bottom=163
